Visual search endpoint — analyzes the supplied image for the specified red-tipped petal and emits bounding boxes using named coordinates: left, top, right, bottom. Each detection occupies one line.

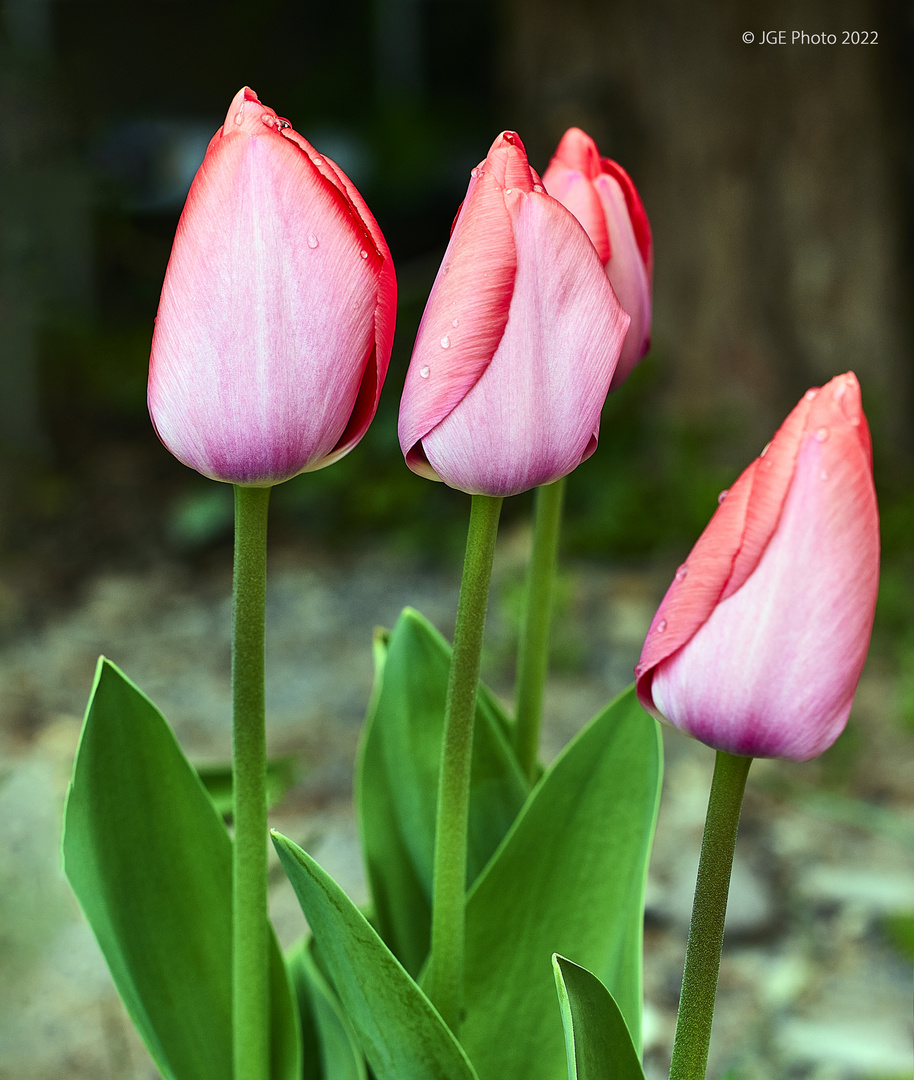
left=419, top=189, right=628, bottom=496
left=398, top=167, right=517, bottom=474
left=149, top=90, right=393, bottom=484
left=637, top=373, right=879, bottom=761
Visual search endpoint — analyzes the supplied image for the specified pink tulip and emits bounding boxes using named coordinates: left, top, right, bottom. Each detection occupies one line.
left=148, top=87, right=396, bottom=485
left=542, top=128, right=652, bottom=389
left=398, top=131, right=630, bottom=498
left=635, top=373, right=879, bottom=761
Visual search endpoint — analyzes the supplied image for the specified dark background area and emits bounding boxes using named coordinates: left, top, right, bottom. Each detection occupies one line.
left=1, top=0, right=912, bottom=640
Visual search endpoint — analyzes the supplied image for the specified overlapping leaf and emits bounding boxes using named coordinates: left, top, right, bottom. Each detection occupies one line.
left=457, top=685, right=661, bottom=1080
left=553, top=954, right=646, bottom=1080
left=63, top=658, right=300, bottom=1080
left=357, top=609, right=529, bottom=974
left=274, top=831, right=479, bottom=1080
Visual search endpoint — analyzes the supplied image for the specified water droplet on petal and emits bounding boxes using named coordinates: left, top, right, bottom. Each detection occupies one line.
left=360, top=249, right=369, bottom=259
left=814, top=427, right=829, bottom=443
left=718, top=489, right=729, bottom=503
left=804, top=388, right=819, bottom=401
left=307, top=234, right=319, bottom=249
left=419, top=366, right=430, bottom=379
left=470, top=167, right=480, bottom=178
left=233, top=109, right=245, bottom=126
left=675, top=564, right=688, bottom=581
left=261, top=113, right=291, bottom=130
left=657, top=619, right=668, bottom=633
left=504, top=188, right=513, bottom=194
left=451, top=318, right=459, bottom=328
left=440, top=335, right=450, bottom=348
left=533, top=183, right=544, bottom=193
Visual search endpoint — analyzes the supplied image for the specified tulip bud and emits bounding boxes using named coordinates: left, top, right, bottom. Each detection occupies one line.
left=542, top=128, right=652, bottom=389
left=398, top=131, right=630, bottom=498
left=148, top=87, right=396, bottom=486
left=635, top=373, right=879, bottom=761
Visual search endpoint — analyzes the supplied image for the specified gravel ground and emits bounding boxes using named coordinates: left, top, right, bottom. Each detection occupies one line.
left=1, top=530, right=911, bottom=1080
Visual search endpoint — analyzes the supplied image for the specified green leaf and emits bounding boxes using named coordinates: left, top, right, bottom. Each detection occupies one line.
left=356, top=609, right=529, bottom=975
left=458, top=684, right=662, bottom=1080
left=272, top=830, right=479, bottom=1080
left=62, top=658, right=301, bottom=1080
left=553, top=955, right=645, bottom=1080
left=287, top=936, right=367, bottom=1080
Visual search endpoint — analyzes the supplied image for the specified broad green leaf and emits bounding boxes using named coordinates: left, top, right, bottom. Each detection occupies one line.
left=272, top=830, right=479, bottom=1080
left=287, top=937, right=366, bottom=1080
left=553, top=955, right=645, bottom=1080
left=458, top=684, right=662, bottom=1080
left=357, top=609, right=529, bottom=974
left=62, top=658, right=300, bottom=1080
left=196, top=756, right=299, bottom=818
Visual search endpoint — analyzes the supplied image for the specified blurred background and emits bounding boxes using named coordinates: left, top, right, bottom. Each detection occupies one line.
left=0, top=1, right=912, bottom=1078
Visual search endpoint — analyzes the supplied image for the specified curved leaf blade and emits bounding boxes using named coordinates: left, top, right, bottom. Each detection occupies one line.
left=62, top=658, right=300, bottom=1080
left=273, top=830, right=479, bottom=1080
left=357, top=608, right=529, bottom=974
left=553, top=955, right=646, bottom=1080
left=459, top=684, right=662, bottom=1080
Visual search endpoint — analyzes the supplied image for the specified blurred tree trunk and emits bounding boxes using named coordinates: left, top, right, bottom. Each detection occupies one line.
left=499, top=0, right=912, bottom=464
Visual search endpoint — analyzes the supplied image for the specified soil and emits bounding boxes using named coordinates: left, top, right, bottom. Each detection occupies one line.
left=0, top=527, right=911, bottom=1080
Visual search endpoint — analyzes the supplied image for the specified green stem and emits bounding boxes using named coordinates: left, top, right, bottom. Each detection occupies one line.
left=232, top=484, right=272, bottom=1080
left=514, top=477, right=565, bottom=781
left=669, top=750, right=753, bottom=1080
left=427, top=493, right=504, bottom=1034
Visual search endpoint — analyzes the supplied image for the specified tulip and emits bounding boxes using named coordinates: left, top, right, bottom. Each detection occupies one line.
left=148, top=87, right=396, bottom=486
left=398, top=131, right=630, bottom=498
left=635, top=373, right=879, bottom=761
left=542, top=128, right=652, bottom=389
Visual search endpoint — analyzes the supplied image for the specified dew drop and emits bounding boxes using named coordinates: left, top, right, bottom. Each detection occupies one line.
left=470, top=167, right=481, bottom=179
left=814, top=427, right=829, bottom=443
left=804, top=388, right=819, bottom=401
left=360, top=249, right=369, bottom=259
left=657, top=619, right=668, bottom=633
left=718, top=489, right=729, bottom=503
left=533, top=183, right=544, bottom=193
left=451, top=318, right=459, bottom=328
left=419, top=366, right=430, bottom=379
left=675, top=564, right=688, bottom=581
left=440, top=335, right=450, bottom=348
left=307, top=234, right=319, bottom=249
left=504, top=188, right=513, bottom=195
left=233, top=109, right=245, bottom=126
left=261, top=113, right=291, bottom=130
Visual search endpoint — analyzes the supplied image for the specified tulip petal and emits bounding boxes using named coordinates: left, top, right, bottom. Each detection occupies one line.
left=599, top=159, right=653, bottom=277
left=419, top=190, right=629, bottom=496
left=149, top=116, right=382, bottom=484
left=398, top=168, right=517, bottom=477
left=636, top=389, right=818, bottom=696
left=637, top=373, right=879, bottom=761
left=542, top=169, right=611, bottom=263
left=594, top=171, right=653, bottom=385
left=649, top=415, right=879, bottom=760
